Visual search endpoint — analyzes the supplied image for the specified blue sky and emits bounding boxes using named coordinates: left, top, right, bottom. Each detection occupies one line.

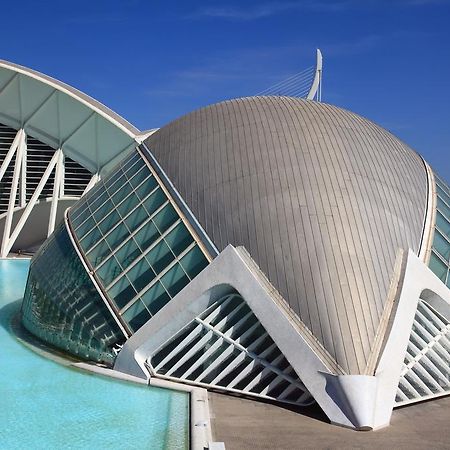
left=2, top=0, right=449, bottom=179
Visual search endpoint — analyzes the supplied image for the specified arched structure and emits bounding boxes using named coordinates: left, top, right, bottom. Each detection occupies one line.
left=0, top=60, right=140, bottom=256
left=18, top=91, right=450, bottom=431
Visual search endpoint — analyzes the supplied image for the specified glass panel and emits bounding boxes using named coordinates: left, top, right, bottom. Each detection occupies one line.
left=143, top=189, right=166, bottom=216
left=110, top=181, right=133, bottom=207
left=93, top=199, right=114, bottom=224
left=165, top=222, right=194, bottom=256
left=128, top=166, right=150, bottom=189
left=117, top=193, right=140, bottom=219
left=79, top=226, right=103, bottom=253
left=152, top=204, right=178, bottom=233
left=76, top=216, right=96, bottom=238
left=437, top=185, right=450, bottom=207
left=433, top=230, right=450, bottom=261
left=103, top=167, right=124, bottom=190
left=134, top=222, right=159, bottom=252
left=115, top=239, right=141, bottom=271
left=436, top=211, right=450, bottom=239
left=125, top=206, right=149, bottom=233
left=108, top=276, right=137, bottom=309
left=180, top=246, right=208, bottom=279
left=135, top=177, right=158, bottom=200
left=87, top=240, right=111, bottom=268
left=87, top=188, right=109, bottom=216
left=105, top=222, right=130, bottom=252
left=437, top=197, right=450, bottom=219
left=146, top=240, right=174, bottom=273
left=126, top=258, right=156, bottom=293
left=122, top=154, right=143, bottom=174
left=161, top=264, right=190, bottom=297
left=141, top=282, right=171, bottom=315
left=96, top=255, right=123, bottom=286
left=122, top=300, right=151, bottom=332
left=429, top=252, right=448, bottom=282
left=70, top=205, right=92, bottom=229
left=98, top=210, right=121, bottom=235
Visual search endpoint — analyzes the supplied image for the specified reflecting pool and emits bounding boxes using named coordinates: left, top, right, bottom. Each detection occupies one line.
left=0, top=259, right=188, bottom=449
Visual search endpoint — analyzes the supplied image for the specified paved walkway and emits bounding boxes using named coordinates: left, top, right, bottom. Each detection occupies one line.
left=209, top=393, right=450, bottom=449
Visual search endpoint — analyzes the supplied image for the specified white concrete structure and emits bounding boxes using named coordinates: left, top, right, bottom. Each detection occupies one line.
left=12, top=61, right=448, bottom=432
left=0, top=60, right=140, bottom=256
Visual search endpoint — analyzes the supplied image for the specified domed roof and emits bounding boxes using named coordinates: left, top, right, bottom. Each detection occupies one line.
left=145, top=96, right=428, bottom=374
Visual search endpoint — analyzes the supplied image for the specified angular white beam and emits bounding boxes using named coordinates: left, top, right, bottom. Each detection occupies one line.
left=48, top=149, right=64, bottom=237
left=307, top=48, right=323, bottom=101
left=82, top=173, right=100, bottom=197
left=0, top=128, right=23, bottom=183
left=2, top=150, right=59, bottom=257
left=1, top=132, right=24, bottom=257
left=19, top=132, right=27, bottom=207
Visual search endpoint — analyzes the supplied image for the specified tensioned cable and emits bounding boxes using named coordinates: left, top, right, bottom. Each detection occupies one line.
left=256, top=65, right=315, bottom=97
left=257, top=66, right=314, bottom=94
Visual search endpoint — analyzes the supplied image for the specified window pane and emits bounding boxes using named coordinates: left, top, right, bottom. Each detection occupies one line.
left=125, top=206, right=149, bottom=233
left=70, top=205, right=91, bottom=229
left=115, top=239, right=141, bottom=270
left=141, top=282, right=170, bottom=315
left=87, top=239, right=111, bottom=268
left=87, top=188, right=109, bottom=215
left=429, top=252, right=448, bottom=282
left=104, top=168, right=125, bottom=191
left=436, top=212, right=450, bottom=239
left=146, top=240, right=174, bottom=274
left=108, top=276, right=137, bottom=309
left=98, top=210, right=121, bottom=234
left=110, top=181, right=133, bottom=206
left=127, top=258, right=156, bottom=292
left=180, top=247, right=208, bottom=279
left=128, top=166, right=150, bottom=188
left=433, top=230, right=450, bottom=261
left=134, top=222, right=159, bottom=252
left=135, top=177, right=158, bottom=200
left=437, top=197, right=450, bottom=221
left=165, top=222, right=193, bottom=256
left=117, top=193, right=140, bottom=219
left=124, top=301, right=151, bottom=332
left=105, top=223, right=130, bottom=252
left=153, top=204, right=178, bottom=233
left=79, top=226, right=103, bottom=253
left=123, top=154, right=143, bottom=175
left=437, top=185, right=450, bottom=208
left=161, top=264, right=190, bottom=297
left=93, top=199, right=114, bottom=224
left=143, top=189, right=166, bottom=216
left=97, top=255, right=122, bottom=286
left=76, top=216, right=96, bottom=238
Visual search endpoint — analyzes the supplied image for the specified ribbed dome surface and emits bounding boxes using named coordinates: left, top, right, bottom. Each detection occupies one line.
left=145, top=96, right=428, bottom=374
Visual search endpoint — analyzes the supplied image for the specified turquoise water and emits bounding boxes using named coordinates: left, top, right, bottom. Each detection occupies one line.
left=0, top=259, right=188, bottom=449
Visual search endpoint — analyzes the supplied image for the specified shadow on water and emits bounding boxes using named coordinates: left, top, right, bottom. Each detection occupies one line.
left=0, top=298, right=23, bottom=332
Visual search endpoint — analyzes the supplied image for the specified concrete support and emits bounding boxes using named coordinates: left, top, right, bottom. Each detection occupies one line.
left=1, top=149, right=59, bottom=257
left=48, top=149, right=64, bottom=236
left=1, top=131, right=24, bottom=257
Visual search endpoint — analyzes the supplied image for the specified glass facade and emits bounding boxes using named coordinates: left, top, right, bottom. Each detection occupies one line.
left=429, top=174, right=450, bottom=288
left=22, top=222, right=125, bottom=365
left=68, top=149, right=209, bottom=333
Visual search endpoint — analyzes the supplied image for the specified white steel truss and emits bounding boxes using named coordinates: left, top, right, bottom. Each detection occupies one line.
left=395, top=299, right=450, bottom=406
left=0, top=125, right=95, bottom=257
left=148, top=293, right=313, bottom=407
